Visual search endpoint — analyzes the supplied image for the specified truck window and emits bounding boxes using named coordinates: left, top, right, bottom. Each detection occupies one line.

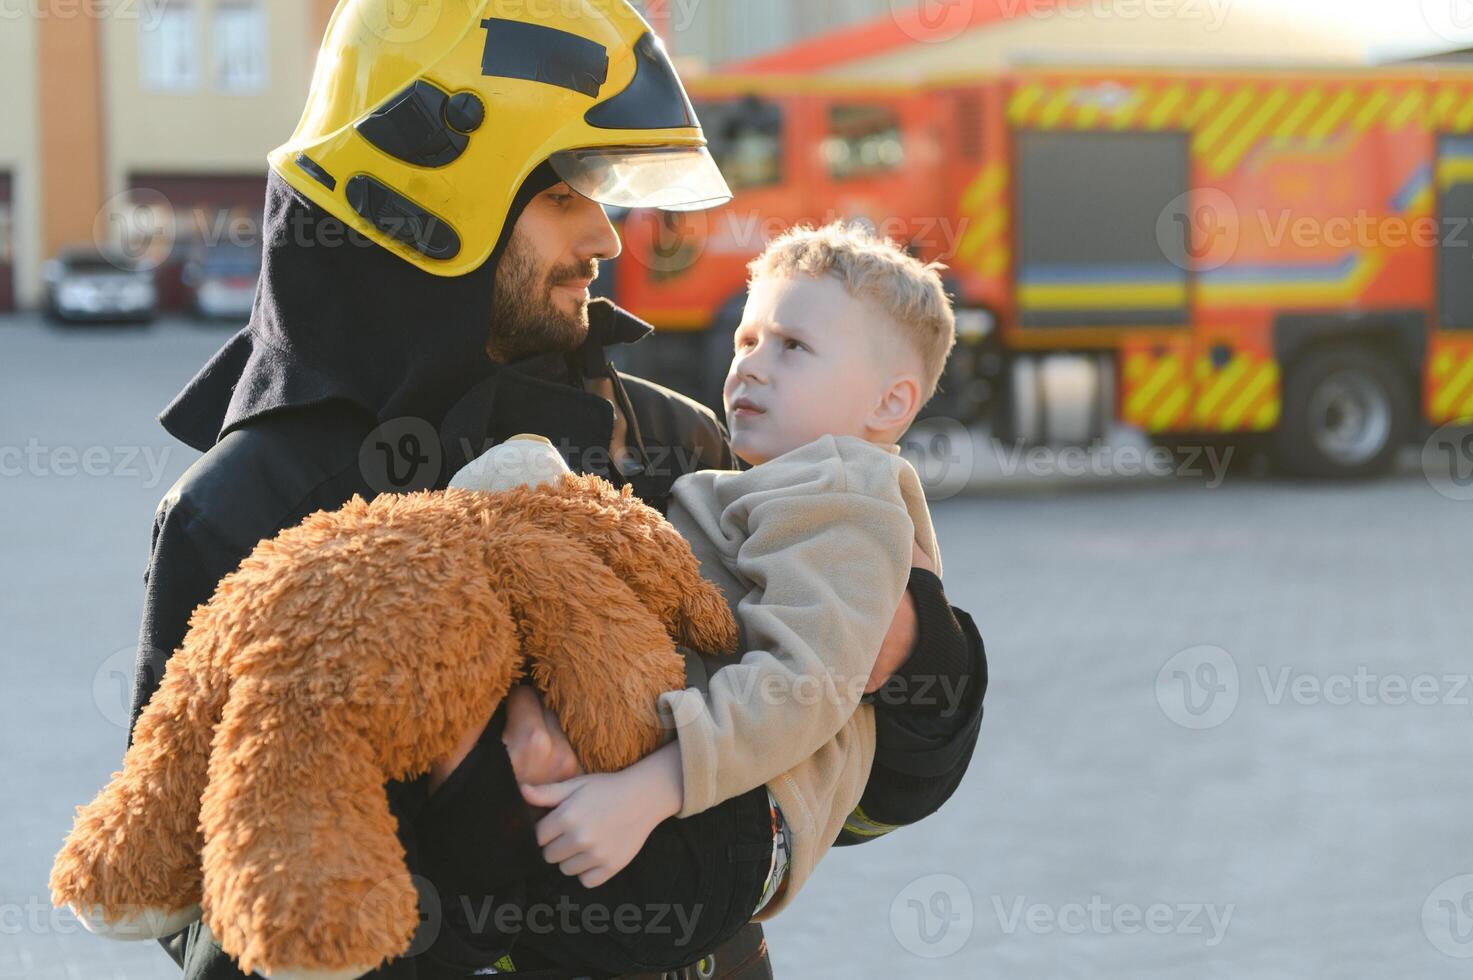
left=694, top=96, right=784, bottom=193
left=825, top=102, right=905, bottom=180
left=1016, top=130, right=1190, bottom=328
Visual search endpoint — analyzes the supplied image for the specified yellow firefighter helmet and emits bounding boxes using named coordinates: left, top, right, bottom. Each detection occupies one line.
left=267, top=0, right=731, bottom=276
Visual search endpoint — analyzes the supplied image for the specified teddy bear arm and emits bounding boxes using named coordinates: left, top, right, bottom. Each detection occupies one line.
left=50, top=630, right=231, bottom=938
left=197, top=676, right=418, bottom=979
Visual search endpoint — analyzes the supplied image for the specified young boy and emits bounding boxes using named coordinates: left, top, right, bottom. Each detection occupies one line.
left=438, top=221, right=958, bottom=973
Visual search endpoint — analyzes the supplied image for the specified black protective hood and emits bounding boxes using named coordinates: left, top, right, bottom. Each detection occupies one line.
left=159, top=163, right=564, bottom=454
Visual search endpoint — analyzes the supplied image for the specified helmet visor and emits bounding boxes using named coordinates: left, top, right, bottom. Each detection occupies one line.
left=548, top=145, right=733, bottom=212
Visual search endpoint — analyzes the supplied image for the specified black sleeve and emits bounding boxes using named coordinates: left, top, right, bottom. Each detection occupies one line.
left=129, top=497, right=253, bottom=969
left=129, top=497, right=248, bottom=750
left=834, top=568, right=987, bottom=845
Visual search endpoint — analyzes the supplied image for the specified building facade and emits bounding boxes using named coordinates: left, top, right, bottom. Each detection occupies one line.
left=1, top=0, right=336, bottom=310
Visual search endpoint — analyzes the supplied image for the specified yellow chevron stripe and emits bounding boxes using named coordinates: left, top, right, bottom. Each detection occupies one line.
left=1185, top=87, right=1222, bottom=125
left=1432, top=89, right=1459, bottom=126
left=1038, top=89, right=1075, bottom=129
left=1432, top=350, right=1456, bottom=379
left=956, top=209, right=1007, bottom=263
left=1219, top=365, right=1278, bottom=430
left=1456, top=95, right=1473, bottom=133
left=979, top=247, right=1009, bottom=278
left=1109, top=88, right=1149, bottom=129
left=1433, top=355, right=1473, bottom=418
left=1274, top=88, right=1324, bottom=141
left=1211, top=87, right=1290, bottom=176
left=1352, top=89, right=1393, bottom=132
left=1253, top=398, right=1281, bottom=430
left=1195, top=358, right=1251, bottom=422
left=1010, top=83, right=1046, bottom=125
left=1387, top=89, right=1424, bottom=129
left=1147, top=84, right=1188, bottom=129
left=1126, top=358, right=1183, bottom=418
left=1150, top=384, right=1191, bottom=432
left=1306, top=89, right=1357, bottom=142
left=960, top=164, right=1005, bottom=214
left=1196, top=88, right=1256, bottom=157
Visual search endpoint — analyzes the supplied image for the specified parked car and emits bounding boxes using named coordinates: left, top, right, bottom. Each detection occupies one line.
left=182, top=241, right=261, bottom=321
left=43, top=247, right=157, bottom=323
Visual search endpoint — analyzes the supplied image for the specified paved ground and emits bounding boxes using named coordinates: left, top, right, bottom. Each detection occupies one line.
left=3, top=315, right=1470, bottom=979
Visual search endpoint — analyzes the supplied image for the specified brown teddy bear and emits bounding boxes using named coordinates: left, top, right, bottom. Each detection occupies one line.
left=49, top=439, right=738, bottom=979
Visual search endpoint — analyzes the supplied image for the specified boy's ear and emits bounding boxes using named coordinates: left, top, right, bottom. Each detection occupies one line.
left=868, top=375, right=922, bottom=436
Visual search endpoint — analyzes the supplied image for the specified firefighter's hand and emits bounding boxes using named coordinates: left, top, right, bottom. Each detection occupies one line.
left=865, top=541, right=937, bottom=694
left=502, top=684, right=584, bottom=789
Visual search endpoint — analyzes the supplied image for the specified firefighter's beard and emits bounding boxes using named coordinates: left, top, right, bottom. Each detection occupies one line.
left=485, top=229, right=597, bottom=364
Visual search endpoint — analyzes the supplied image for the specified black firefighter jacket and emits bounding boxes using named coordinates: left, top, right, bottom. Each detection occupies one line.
left=127, top=305, right=987, bottom=979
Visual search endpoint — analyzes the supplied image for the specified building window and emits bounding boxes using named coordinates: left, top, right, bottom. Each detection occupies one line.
left=213, top=0, right=268, bottom=93
left=139, top=2, right=198, bottom=93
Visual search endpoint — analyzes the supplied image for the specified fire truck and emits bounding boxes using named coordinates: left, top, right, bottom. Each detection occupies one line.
left=602, top=65, right=1473, bottom=478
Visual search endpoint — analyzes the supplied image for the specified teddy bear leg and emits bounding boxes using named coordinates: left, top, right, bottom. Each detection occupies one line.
left=51, top=639, right=227, bottom=939
left=492, top=530, right=689, bottom=774
left=197, top=675, right=418, bottom=980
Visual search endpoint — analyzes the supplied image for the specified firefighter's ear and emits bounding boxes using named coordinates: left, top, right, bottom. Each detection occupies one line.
left=868, top=374, right=922, bottom=437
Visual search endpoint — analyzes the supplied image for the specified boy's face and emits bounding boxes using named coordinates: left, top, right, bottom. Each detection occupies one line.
left=723, top=274, right=901, bottom=466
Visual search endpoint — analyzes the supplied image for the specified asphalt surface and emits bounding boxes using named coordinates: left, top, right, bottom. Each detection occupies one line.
left=3, top=315, right=1470, bottom=979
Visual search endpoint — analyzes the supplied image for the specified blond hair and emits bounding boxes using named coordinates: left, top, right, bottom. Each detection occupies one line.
left=746, top=222, right=957, bottom=403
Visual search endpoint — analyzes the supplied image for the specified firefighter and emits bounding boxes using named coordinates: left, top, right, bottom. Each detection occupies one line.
left=131, top=2, right=986, bottom=976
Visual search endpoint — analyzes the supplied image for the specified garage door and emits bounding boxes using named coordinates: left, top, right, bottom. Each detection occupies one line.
left=127, top=173, right=267, bottom=311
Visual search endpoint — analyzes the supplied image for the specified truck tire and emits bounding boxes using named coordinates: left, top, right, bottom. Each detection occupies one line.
left=1272, top=344, right=1412, bottom=479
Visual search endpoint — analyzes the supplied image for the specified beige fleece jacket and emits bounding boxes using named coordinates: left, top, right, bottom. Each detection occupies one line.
left=657, top=433, right=941, bottom=920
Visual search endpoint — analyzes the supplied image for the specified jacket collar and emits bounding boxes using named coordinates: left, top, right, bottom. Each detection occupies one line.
left=501, top=298, right=653, bottom=388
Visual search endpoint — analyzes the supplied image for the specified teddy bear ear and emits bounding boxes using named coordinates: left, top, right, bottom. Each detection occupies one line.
left=677, top=579, right=740, bottom=656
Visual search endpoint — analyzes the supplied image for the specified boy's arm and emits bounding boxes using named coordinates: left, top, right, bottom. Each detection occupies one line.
left=836, top=569, right=987, bottom=844
left=658, top=472, right=914, bottom=819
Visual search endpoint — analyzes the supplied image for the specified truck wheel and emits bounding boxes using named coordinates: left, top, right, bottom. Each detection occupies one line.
left=1272, top=345, right=1411, bottom=479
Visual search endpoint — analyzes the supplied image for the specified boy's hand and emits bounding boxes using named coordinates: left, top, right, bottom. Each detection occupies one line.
left=521, top=743, right=684, bottom=888
left=865, top=541, right=936, bottom=694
